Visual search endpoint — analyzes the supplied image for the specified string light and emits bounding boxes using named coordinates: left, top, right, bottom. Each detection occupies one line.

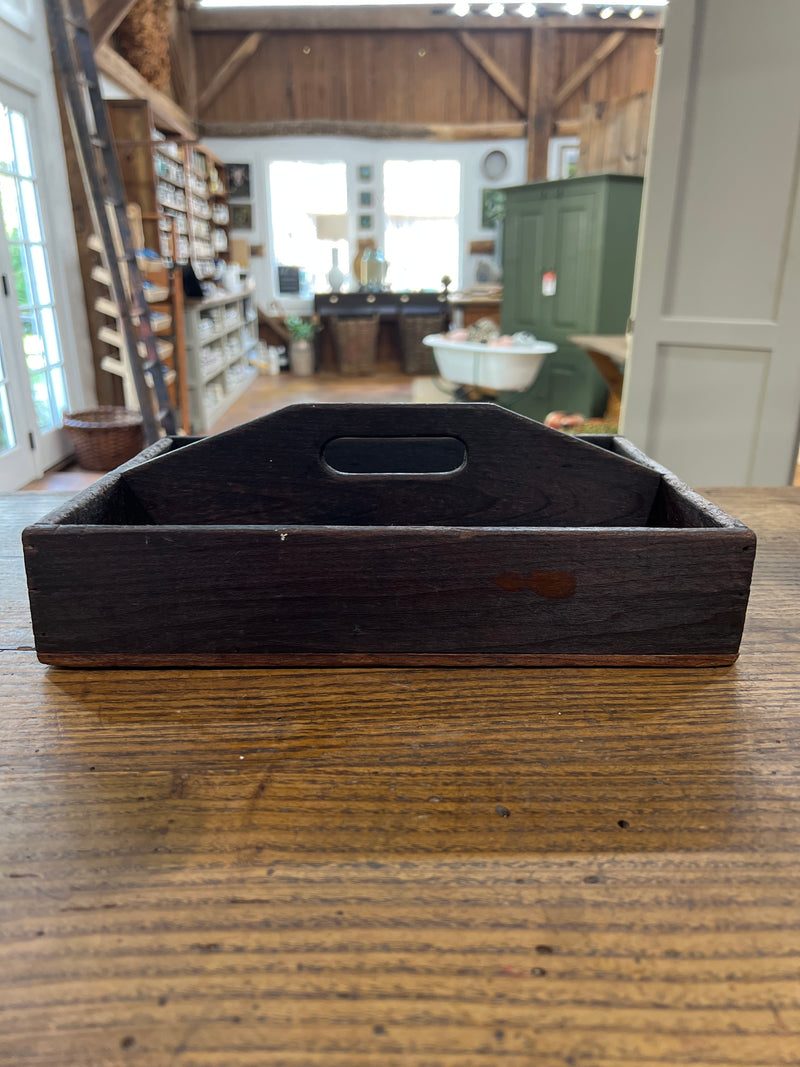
left=442, top=0, right=668, bottom=18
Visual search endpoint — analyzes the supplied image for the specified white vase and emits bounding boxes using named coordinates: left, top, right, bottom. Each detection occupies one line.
left=290, top=339, right=314, bottom=377
left=327, top=248, right=344, bottom=293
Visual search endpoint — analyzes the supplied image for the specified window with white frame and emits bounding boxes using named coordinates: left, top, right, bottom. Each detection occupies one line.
left=382, top=160, right=460, bottom=291
left=268, top=161, right=349, bottom=294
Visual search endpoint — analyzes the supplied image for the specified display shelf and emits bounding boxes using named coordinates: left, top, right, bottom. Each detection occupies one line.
left=201, top=358, right=226, bottom=384
left=190, top=278, right=256, bottom=311
left=108, top=100, right=231, bottom=282
left=155, top=171, right=185, bottom=191
left=184, top=282, right=258, bottom=432
left=194, top=364, right=257, bottom=432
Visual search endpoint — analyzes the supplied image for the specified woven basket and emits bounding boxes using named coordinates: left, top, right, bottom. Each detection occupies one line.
left=398, top=312, right=447, bottom=375
left=63, top=407, right=145, bottom=471
left=330, top=315, right=380, bottom=376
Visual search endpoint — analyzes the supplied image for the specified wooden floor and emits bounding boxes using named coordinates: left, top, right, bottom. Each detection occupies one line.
left=22, top=373, right=431, bottom=492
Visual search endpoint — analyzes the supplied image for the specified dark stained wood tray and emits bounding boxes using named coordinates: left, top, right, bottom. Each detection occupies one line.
left=22, top=404, right=756, bottom=668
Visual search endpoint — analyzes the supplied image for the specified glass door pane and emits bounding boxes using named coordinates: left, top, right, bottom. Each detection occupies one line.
left=0, top=332, right=16, bottom=454
left=0, top=103, right=69, bottom=432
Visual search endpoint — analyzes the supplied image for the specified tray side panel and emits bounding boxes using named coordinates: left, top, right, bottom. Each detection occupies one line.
left=24, top=526, right=755, bottom=665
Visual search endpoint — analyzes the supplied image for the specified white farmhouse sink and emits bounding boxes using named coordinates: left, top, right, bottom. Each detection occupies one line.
left=422, top=334, right=557, bottom=392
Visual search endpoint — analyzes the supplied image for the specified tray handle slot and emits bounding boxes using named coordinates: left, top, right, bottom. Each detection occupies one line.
left=321, top=436, right=467, bottom=477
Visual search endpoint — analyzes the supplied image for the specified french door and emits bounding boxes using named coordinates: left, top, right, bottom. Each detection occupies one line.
left=0, top=81, right=75, bottom=489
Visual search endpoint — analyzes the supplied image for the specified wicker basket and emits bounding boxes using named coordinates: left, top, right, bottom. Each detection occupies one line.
left=63, top=408, right=145, bottom=471
left=398, top=312, right=447, bottom=375
left=330, top=315, right=380, bottom=376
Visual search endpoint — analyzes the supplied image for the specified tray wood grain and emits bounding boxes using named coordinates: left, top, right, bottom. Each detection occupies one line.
left=121, top=403, right=662, bottom=528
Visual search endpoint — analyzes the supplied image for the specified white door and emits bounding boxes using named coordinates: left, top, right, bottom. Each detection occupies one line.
left=0, top=83, right=75, bottom=487
left=621, top=0, right=800, bottom=486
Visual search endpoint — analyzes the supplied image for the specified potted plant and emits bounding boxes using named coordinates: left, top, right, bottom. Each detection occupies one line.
left=286, top=316, right=318, bottom=377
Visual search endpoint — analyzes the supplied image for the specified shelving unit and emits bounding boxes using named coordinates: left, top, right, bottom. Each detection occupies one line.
left=186, top=144, right=230, bottom=279
left=104, top=100, right=234, bottom=430
left=184, top=280, right=258, bottom=432
left=108, top=100, right=231, bottom=279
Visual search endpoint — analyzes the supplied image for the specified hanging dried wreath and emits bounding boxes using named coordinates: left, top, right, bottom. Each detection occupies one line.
left=116, top=0, right=172, bottom=92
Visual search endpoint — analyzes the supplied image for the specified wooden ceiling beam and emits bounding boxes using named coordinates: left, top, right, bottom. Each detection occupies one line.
left=456, top=31, right=527, bottom=117
left=95, top=44, right=197, bottom=139
left=197, top=32, right=263, bottom=114
left=199, top=119, right=528, bottom=142
left=555, top=117, right=580, bottom=135
left=169, top=0, right=199, bottom=118
left=89, top=0, right=139, bottom=48
left=527, top=26, right=556, bottom=181
left=190, top=8, right=659, bottom=33
left=553, top=30, right=627, bottom=108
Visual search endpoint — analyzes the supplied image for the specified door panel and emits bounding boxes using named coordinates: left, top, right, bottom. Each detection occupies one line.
left=550, top=194, right=597, bottom=334
left=501, top=199, right=550, bottom=335
left=623, top=0, right=800, bottom=484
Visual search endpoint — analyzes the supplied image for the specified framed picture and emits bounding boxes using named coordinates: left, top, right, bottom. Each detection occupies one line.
left=227, top=163, right=251, bottom=199
left=278, top=266, right=300, bottom=295
left=481, top=188, right=506, bottom=230
left=231, top=202, right=253, bottom=230
left=359, top=190, right=373, bottom=207
left=358, top=165, right=373, bottom=182
left=359, top=214, right=373, bottom=229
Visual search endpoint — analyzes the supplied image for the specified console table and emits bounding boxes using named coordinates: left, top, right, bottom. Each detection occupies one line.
left=314, top=291, right=448, bottom=373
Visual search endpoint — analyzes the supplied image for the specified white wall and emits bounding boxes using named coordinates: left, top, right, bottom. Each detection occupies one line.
left=623, top=0, right=800, bottom=486
left=204, top=134, right=526, bottom=315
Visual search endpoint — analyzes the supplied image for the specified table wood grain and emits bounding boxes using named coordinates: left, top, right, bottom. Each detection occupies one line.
left=569, top=336, right=628, bottom=422
left=569, top=335, right=628, bottom=367
left=1, top=488, right=799, bottom=1066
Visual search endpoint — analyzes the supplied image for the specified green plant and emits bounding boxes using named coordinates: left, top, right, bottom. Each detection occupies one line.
left=286, top=316, right=318, bottom=341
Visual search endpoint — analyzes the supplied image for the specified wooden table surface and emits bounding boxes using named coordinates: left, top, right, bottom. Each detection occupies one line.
left=2, top=488, right=799, bottom=1066
left=569, top=335, right=628, bottom=367
left=569, top=336, right=628, bottom=422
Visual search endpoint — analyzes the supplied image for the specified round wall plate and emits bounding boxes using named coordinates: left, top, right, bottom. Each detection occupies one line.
left=481, top=148, right=510, bottom=181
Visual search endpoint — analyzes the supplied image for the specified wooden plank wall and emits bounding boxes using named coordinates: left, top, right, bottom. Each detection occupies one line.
left=578, top=91, right=652, bottom=175
left=193, top=29, right=657, bottom=127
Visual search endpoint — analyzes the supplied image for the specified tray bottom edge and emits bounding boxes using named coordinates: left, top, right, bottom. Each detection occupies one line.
left=37, top=652, right=740, bottom=669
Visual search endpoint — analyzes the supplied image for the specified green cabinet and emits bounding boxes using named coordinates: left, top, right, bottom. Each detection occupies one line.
left=500, top=174, right=642, bottom=421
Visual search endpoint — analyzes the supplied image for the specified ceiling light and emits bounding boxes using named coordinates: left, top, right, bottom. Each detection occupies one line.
left=451, top=0, right=471, bottom=13
left=629, top=5, right=643, bottom=16
left=600, top=5, right=614, bottom=17
left=517, top=1, right=536, bottom=15
left=563, top=2, right=583, bottom=15
left=486, top=1, right=504, bottom=16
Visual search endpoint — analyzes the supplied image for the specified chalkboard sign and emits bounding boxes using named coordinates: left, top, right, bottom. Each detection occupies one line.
left=278, top=266, right=300, bottom=294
